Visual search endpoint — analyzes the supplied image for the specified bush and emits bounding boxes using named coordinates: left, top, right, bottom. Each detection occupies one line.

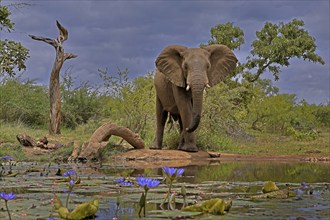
left=312, top=103, right=330, bottom=128
left=61, top=72, right=102, bottom=129
left=0, top=77, right=48, bottom=127
left=99, top=68, right=156, bottom=139
left=196, top=129, right=235, bottom=152
left=202, top=82, right=248, bottom=137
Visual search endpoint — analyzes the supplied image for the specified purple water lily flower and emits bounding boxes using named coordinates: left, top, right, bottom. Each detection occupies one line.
left=115, top=177, right=124, bottom=183
left=64, top=169, right=75, bottom=177
left=63, top=190, right=74, bottom=194
left=1, top=156, right=14, bottom=161
left=0, top=192, right=16, bottom=201
left=136, top=177, right=160, bottom=189
left=121, top=181, right=134, bottom=187
left=301, top=182, right=309, bottom=188
left=115, top=177, right=133, bottom=187
left=162, top=166, right=184, bottom=178
left=136, top=177, right=161, bottom=217
left=69, top=179, right=75, bottom=186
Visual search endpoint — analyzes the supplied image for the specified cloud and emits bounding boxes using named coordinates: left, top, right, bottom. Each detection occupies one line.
left=2, top=0, right=329, bottom=104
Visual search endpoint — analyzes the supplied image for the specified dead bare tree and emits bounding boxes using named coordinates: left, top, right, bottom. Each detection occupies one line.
left=29, top=20, right=77, bottom=135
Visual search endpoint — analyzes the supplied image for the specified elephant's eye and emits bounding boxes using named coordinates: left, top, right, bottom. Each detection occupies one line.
left=207, top=63, right=211, bottom=71
left=182, top=63, right=188, bottom=71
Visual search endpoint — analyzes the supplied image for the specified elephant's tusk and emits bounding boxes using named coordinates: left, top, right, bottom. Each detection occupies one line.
left=206, top=84, right=211, bottom=88
left=186, top=85, right=190, bottom=91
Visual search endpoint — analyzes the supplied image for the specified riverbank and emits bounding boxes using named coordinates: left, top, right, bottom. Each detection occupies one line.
left=0, top=123, right=329, bottom=164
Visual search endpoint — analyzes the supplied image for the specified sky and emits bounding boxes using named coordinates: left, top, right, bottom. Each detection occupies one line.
left=2, top=0, right=329, bottom=104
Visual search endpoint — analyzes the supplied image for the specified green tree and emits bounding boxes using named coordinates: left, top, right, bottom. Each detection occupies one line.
left=201, top=22, right=245, bottom=51
left=0, top=1, right=29, bottom=76
left=244, top=19, right=325, bottom=82
left=204, top=19, right=324, bottom=82
left=201, top=19, right=325, bottom=139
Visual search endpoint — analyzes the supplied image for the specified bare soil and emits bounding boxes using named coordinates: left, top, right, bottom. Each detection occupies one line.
left=110, top=149, right=330, bottom=169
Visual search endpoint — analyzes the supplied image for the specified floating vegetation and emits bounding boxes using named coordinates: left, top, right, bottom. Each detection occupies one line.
left=53, top=169, right=99, bottom=220
left=262, top=181, right=279, bottom=193
left=0, top=161, right=328, bottom=219
left=183, top=198, right=233, bottom=215
left=55, top=195, right=99, bottom=220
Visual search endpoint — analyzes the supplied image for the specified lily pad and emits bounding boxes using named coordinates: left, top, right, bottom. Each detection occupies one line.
left=147, top=209, right=203, bottom=218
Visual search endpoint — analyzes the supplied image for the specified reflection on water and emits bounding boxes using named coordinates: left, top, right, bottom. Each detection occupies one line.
left=100, top=160, right=330, bottom=183
left=182, top=161, right=330, bottom=183
left=97, top=202, right=135, bottom=220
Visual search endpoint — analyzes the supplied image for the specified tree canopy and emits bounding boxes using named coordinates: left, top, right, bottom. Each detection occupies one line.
left=201, top=22, right=244, bottom=51
left=204, top=19, right=325, bottom=82
left=0, top=1, right=29, bottom=77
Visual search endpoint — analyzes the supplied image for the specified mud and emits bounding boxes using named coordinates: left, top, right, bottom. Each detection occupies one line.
left=110, top=149, right=329, bottom=169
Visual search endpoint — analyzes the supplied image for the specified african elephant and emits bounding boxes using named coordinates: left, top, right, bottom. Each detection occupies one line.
left=151, top=44, right=237, bottom=152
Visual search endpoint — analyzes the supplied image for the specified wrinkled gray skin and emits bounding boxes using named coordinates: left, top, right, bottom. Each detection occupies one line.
left=151, top=44, right=237, bottom=152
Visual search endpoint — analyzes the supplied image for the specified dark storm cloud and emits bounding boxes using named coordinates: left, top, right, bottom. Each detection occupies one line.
left=2, top=0, right=329, bottom=104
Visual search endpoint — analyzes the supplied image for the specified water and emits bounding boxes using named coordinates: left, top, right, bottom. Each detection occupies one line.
left=102, top=161, right=330, bottom=183
left=0, top=160, right=329, bottom=219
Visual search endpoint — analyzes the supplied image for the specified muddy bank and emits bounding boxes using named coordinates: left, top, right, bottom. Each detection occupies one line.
left=109, top=149, right=329, bottom=169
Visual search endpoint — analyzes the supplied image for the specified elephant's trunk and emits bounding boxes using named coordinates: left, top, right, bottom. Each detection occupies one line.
left=186, top=79, right=204, bottom=133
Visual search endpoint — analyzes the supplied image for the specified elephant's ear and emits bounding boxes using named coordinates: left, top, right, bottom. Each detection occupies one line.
left=155, top=45, right=188, bottom=87
left=204, top=45, right=238, bottom=86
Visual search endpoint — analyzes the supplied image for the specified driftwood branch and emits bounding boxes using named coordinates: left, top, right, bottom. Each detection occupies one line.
left=69, top=122, right=145, bottom=162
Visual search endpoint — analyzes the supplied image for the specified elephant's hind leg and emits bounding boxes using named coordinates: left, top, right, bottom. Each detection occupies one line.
left=150, top=98, right=168, bottom=150
left=177, top=116, right=185, bottom=150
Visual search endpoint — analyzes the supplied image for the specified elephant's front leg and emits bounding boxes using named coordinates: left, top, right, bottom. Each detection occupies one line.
left=151, top=97, right=168, bottom=149
left=181, top=129, right=198, bottom=152
left=174, top=89, right=198, bottom=152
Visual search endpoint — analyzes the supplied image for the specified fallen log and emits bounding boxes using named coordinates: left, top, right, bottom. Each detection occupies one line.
left=70, top=122, right=145, bottom=162
left=16, top=133, right=37, bottom=147
left=16, top=133, right=62, bottom=150
left=67, top=141, right=81, bottom=162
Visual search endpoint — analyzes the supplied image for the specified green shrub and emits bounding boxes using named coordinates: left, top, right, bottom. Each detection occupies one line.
left=0, top=77, right=48, bottom=127
left=196, top=130, right=235, bottom=152
left=162, top=127, right=181, bottom=150
left=312, top=103, right=330, bottom=128
left=61, top=72, right=102, bottom=129
left=286, top=126, right=318, bottom=141
left=98, top=68, right=156, bottom=138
